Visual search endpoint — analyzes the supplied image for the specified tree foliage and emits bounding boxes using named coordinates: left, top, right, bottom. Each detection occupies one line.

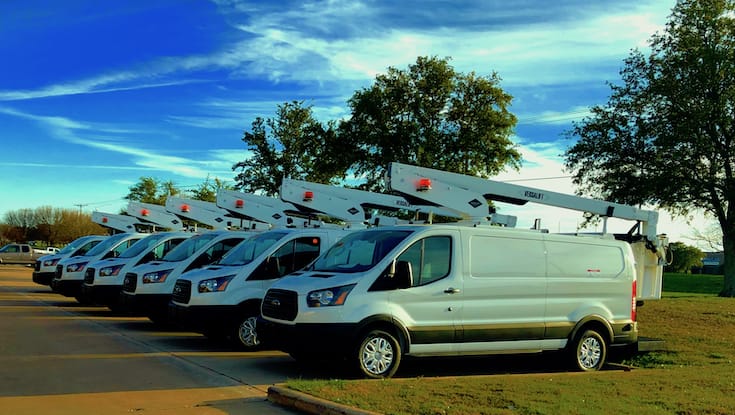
left=564, top=0, right=735, bottom=296
left=125, top=177, right=180, bottom=205
left=1, top=207, right=106, bottom=246
left=341, top=56, right=521, bottom=190
left=665, top=241, right=705, bottom=273
left=190, top=177, right=233, bottom=203
left=232, top=101, right=352, bottom=196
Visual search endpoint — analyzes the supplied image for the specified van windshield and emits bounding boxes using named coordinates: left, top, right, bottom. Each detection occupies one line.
left=58, top=236, right=99, bottom=255
left=163, top=232, right=220, bottom=262
left=217, top=231, right=286, bottom=266
left=118, top=233, right=170, bottom=258
left=84, top=233, right=131, bottom=257
left=311, top=230, right=411, bottom=273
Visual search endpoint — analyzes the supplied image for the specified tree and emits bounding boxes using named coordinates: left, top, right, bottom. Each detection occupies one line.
left=125, top=177, right=180, bottom=205
left=232, top=101, right=353, bottom=195
left=564, top=0, right=735, bottom=296
left=1, top=207, right=105, bottom=246
left=3, top=208, right=36, bottom=241
left=189, top=177, right=232, bottom=203
left=665, top=242, right=705, bottom=273
left=341, top=56, right=521, bottom=190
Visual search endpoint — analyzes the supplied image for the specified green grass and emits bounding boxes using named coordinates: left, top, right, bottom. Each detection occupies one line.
left=284, top=273, right=735, bottom=414
left=662, top=272, right=723, bottom=295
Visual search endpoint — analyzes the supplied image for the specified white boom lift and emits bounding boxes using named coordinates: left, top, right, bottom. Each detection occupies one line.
left=279, top=178, right=476, bottom=228
left=91, top=211, right=147, bottom=233
left=216, top=189, right=317, bottom=229
left=126, top=201, right=185, bottom=232
left=386, top=162, right=669, bottom=301
left=165, top=196, right=259, bottom=231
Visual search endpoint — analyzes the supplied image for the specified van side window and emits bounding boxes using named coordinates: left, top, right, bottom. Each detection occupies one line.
left=250, top=237, right=321, bottom=280
left=113, top=239, right=138, bottom=257
left=396, top=236, right=451, bottom=286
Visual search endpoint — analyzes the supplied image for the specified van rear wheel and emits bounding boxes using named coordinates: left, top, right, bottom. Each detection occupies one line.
left=570, top=329, right=607, bottom=371
left=355, top=330, right=401, bottom=379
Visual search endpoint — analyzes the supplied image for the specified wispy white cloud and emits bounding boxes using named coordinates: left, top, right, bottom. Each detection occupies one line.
left=0, top=1, right=672, bottom=102
left=518, top=106, right=592, bottom=125
left=0, top=107, right=235, bottom=179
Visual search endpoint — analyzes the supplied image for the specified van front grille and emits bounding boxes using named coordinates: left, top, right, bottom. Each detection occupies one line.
left=122, top=273, right=137, bottom=293
left=172, top=280, right=191, bottom=304
left=84, top=268, right=95, bottom=284
left=262, top=289, right=298, bottom=321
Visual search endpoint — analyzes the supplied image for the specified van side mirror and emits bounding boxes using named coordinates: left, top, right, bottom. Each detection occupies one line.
left=266, top=256, right=281, bottom=275
left=393, top=260, right=413, bottom=289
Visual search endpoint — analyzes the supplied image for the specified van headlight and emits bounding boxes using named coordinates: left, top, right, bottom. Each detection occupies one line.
left=43, top=258, right=60, bottom=267
left=198, top=275, right=235, bottom=293
left=142, top=269, right=173, bottom=284
left=66, top=262, right=88, bottom=272
left=307, top=284, right=356, bottom=307
left=99, top=264, right=124, bottom=277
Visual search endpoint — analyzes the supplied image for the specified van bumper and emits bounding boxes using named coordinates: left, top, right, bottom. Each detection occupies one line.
left=81, top=284, right=122, bottom=306
left=121, top=293, right=171, bottom=315
left=32, top=271, right=55, bottom=286
left=168, top=303, right=239, bottom=334
left=258, top=318, right=358, bottom=356
left=50, top=279, right=83, bottom=297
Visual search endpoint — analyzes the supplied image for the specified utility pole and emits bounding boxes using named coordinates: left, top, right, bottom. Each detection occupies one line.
left=73, top=204, right=88, bottom=215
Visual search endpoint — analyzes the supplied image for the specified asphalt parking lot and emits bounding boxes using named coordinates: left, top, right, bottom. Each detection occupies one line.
left=0, top=265, right=308, bottom=415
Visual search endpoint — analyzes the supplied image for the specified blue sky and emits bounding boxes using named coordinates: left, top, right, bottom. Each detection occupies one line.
left=0, top=0, right=708, bottom=243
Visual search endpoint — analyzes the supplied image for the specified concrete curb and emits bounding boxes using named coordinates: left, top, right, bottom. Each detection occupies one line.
left=268, top=385, right=382, bottom=415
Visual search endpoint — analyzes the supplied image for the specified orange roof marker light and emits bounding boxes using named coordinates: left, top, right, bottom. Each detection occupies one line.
left=141, top=208, right=150, bottom=216
left=417, top=178, right=432, bottom=192
left=180, top=204, right=191, bottom=213
left=303, top=191, right=314, bottom=202
left=235, top=199, right=244, bottom=209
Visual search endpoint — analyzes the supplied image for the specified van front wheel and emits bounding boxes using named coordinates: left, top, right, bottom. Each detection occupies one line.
left=355, top=330, right=401, bottom=379
left=234, top=314, right=261, bottom=350
left=570, top=329, right=607, bottom=371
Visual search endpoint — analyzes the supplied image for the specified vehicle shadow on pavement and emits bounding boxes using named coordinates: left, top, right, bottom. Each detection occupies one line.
left=250, top=351, right=630, bottom=380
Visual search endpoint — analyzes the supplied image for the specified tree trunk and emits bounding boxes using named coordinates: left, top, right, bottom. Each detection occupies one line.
left=720, top=227, right=735, bottom=297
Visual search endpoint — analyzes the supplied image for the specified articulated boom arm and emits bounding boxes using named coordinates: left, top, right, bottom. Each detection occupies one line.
left=387, top=162, right=669, bottom=301
left=165, top=197, right=240, bottom=230
left=279, top=179, right=463, bottom=228
left=91, top=212, right=146, bottom=233
left=216, top=190, right=304, bottom=229
left=126, top=202, right=185, bottom=231
left=388, top=162, right=660, bottom=242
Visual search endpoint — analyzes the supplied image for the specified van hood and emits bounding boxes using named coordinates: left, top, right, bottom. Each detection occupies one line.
left=273, top=270, right=364, bottom=292
left=178, top=264, right=245, bottom=283
left=88, top=257, right=127, bottom=269
left=131, top=260, right=184, bottom=275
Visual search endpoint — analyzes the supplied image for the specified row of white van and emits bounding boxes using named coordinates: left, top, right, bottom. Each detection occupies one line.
left=34, top=221, right=642, bottom=379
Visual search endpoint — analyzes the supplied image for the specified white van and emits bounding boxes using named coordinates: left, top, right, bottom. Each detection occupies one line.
left=259, top=224, right=639, bottom=378
left=121, top=230, right=252, bottom=322
left=169, top=227, right=350, bottom=349
left=51, top=233, right=145, bottom=300
left=81, top=231, right=192, bottom=308
left=33, top=235, right=107, bottom=286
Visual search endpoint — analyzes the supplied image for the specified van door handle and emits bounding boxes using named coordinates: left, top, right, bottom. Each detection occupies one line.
left=444, top=287, right=461, bottom=294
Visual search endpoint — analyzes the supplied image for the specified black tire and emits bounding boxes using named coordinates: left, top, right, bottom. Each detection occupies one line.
left=233, top=314, right=261, bottom=351
left=569, top=329, right=607, bottom=371
left=355, top=330, right=402, bottom=379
